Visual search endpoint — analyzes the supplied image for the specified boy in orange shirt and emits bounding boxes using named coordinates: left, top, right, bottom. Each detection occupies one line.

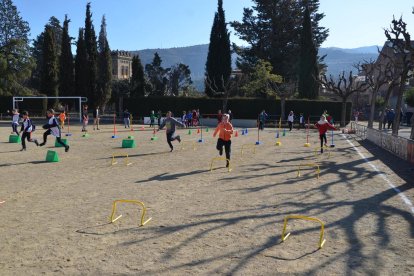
left=58, top=111, right=66, bottom=129
left=213, top=114, right=233, bottom=167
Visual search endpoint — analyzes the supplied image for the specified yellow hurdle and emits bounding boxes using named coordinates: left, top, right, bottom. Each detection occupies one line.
left=281, top=215, right=326, bottom=249
left=181, top=140, right=197, bottom=151
left=210, top=157, right=232, bottom=172
left=110, top=199, right=152, bottom=227
left=111, top=153, right=133, bottom=166
left=297, top=163, right=320, bottom=179
left=241, top=144, right=256, bottom=157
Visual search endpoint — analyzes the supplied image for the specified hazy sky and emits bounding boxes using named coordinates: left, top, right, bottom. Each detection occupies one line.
left=13, top=0, right=414, bottom=50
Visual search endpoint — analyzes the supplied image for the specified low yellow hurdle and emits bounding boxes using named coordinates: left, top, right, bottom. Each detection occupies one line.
left=241, top=144, right=256, bottom=157
left=297, top=163, right=320, bottom=179
left=181, top=140, right=197, bottom=151
left=111, top=153, right=132, bottom=166
left=210, top=157, right=232, bottom=172
left=281, top=215, right=326, bottom=249
left=110, top=199, right=152, bottom=227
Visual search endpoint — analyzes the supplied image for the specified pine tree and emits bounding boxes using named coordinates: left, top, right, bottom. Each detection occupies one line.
left=130, top=54, right=145, bottom=97
left=75, top=28, right=88, bottom=98
left=97, top=15, right=112, bottom=109
left=205, top=0, right=232, bottom=97
left=298, top=6, right=319, bottom=99
left=145, top=52, right=167, bottom=96
left=84, top=2, right=98, bottom=106
left=41, top=25, right=58, bottom=98
left=231, top=0, right=328, bottom=81
left=59, top=15, right=74, bottom=97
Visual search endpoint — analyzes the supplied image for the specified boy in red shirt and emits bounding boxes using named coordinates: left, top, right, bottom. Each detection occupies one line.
left=315, top=115, right=337, bottom=153
left=213, top=114, right=233, bottom=167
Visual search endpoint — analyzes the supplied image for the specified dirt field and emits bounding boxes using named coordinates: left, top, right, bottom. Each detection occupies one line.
left=0, top=122, right=413, bottom=275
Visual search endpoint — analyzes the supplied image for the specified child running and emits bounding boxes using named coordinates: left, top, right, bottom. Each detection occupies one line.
left=213, top=113, right=234, bottom=168
left=59, top=111, right=66, bottom=129
left=158, top=111, right=185, bottom=152
left=7, top=109, right=20, bottom=135
left=314, top=115, right=337, bottom=153
left=20, top=111, right=39, bottom=151
left=39, top=109, right=70, bottom=152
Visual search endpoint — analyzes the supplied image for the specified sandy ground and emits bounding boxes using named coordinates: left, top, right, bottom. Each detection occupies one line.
left=0, top=122, right=413, bottom=275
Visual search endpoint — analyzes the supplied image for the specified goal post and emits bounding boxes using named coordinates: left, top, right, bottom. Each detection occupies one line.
left=12, top=96, right=88, bottom=122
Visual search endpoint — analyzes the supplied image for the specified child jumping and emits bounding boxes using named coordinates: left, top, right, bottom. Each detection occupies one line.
left=20, top=111, right=39, bottom=151
left=213, top=114, right=234, bottom=168
left=314, top=115, right=337, bottom=153
left=158, top=111, right=185, bottom=152
left=39, top=109, right=70, bottom=152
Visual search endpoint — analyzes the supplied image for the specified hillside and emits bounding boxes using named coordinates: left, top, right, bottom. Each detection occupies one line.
left=129, top=44, right=381, bottom=89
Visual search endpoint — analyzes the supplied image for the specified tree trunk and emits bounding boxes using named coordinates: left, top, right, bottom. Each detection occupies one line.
left=378, top=85, right=394, bottom=130
left=280, top=96, right=286, bottom=121
left=411, top=115, right=414, bottom=140
left=368, top=88, right=378, bottom=128
left=341, top=98, right=347, bottom=127
left=392, top=80, right=406, bottom=136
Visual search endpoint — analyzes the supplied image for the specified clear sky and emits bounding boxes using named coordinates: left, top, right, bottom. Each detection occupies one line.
left=13, top=0, right=414, bottom=50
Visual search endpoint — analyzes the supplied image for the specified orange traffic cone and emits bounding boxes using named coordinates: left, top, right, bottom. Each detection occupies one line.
left=235, top=130, right=239, bottom=137
left=153, top=129, right=156, bottom=134
left=197, top=128, right=200, bottom=134
left=140, top=126, right=145, bottom=131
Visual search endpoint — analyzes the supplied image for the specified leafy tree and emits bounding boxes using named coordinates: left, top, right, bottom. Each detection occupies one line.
left=168, top=63, right=192, bottom=96
left=59, top=15, right=74, bottom=97
left=75, top=28, right=88, bottom=98
left=204, top=0, right=231, bottom=97
left=130, top=54, right=145, bottom=97
left=84, top=2, right=98, bottom=106
left=145, top=52, right=168, bottom=96
left=231, top=0, right=328, bottom=81
left=0, top=0, right=33, bottom=95
left=40, top=25, right=58, bottom=98
left=298, top=6, right=319, bottom=99
left=97, top=15, right=112, bottom=110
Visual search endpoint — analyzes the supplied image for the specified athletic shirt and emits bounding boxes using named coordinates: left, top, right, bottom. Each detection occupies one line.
left=12, top=113, right=20, bottom=124
left=288, top=114, right=294, bottom=122
left=22, top=118, right=33, bottom=133
left=48, top=116, right=61, bottom=137
left=213, top=122, right=233, bottom=141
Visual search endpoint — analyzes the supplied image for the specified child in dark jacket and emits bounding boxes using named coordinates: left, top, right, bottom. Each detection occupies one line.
left=20, top=111, right=39, bottom=151
left=315, top=115, right=337, bottom=153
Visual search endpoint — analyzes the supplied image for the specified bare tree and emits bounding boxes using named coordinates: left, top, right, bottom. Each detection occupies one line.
left=268, top=80, right=296, bottom=121
left=384, top=16, right=414, bottom=136
left=205, top=74, right=240, bottom=113
left=320, top=71, right=370, bottom=127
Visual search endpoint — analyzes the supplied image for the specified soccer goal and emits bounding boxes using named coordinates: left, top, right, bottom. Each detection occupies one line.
left=12, top=96, right=88, bottom=122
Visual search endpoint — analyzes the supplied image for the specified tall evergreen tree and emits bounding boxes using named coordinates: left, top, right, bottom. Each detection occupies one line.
left=231, top=0, right=328, bottom=81
left=97, top=15, right=112, bottom=109
left=75, top=28, right=88, bottom=98
left=0, top=0, right=33, bottom=95
left=30, top=17, right=62, bottom=91
left=84, top=2, right=98, bottom=106
left=298, top=6, right=319, bottom=99
left=40, top=25, right=58, bottom=97
left=145, top=52, right=168, bottom=96
left=204, top=0, right=232, bottom=97
left=130, top=54, right=145, bottom=97
left=59, top=15, right=74, bottom=97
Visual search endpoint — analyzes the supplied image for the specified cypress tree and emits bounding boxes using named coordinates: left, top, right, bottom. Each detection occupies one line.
left=84, top=2, right=98, bottom=106
left=204, top=0, right=232, bottom=97
left=41, top=25, right=59, bottom=98
left=130, top=54, right=145, bottom=97
left=298, top=6, right=319, bottom=99
left=59, top=15, right=74, bottom=96
left=97, top=15, right=112, bottom=109
left=75, top=28, right=88, bottom=98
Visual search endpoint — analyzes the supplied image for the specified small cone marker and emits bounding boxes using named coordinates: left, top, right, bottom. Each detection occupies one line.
left=197, top=128, right=200, bottom=134
left=235, top=130, right=238, bottom=137
left=188, top=129, right=192, bottom=135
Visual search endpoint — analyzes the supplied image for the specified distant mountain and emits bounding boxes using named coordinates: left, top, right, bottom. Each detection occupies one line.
left=129, top=44, right=382, bottom=90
